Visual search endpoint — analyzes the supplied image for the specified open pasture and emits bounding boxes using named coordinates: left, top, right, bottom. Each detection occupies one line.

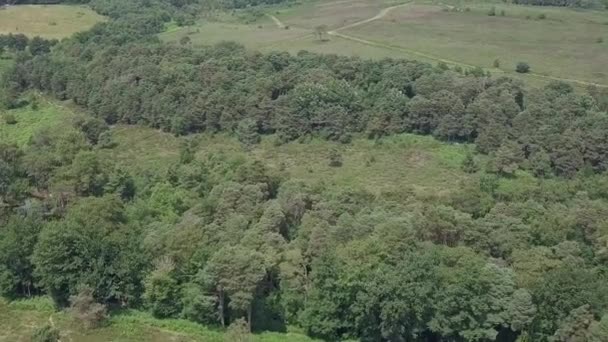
left=0, top=5, right=105, bottom=39
left=163, top=0, right=608, bottom=87
left=346, top=2, right=608, bottom=85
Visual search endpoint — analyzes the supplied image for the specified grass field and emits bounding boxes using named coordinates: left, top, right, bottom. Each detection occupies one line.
left=0, top=5, right=105, bottom=39
left=0, top=100, right=76, bottom=146
left=346, top=2, right=608, bottom=85
left=0, top=297, right=317, bottom=342
left=101, top=125, right=474, bottom=198
left=161, top=0, right=608, bottom=88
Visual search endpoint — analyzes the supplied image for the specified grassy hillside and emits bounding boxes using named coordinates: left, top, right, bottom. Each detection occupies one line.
left=0, top=5, right=105, bottom=39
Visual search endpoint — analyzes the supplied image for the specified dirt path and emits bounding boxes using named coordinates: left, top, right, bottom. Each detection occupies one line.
left=267, top=14, right=285, bottom=29
left=330, top=2, right=412, bottom=32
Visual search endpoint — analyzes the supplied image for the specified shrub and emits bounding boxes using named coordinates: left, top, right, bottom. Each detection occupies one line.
left=179, top=36, right=191, bottom=46
left=537, top=13, right=546, bottom=19
left=516, top=62, right=531, bottom=73
left=461, top=152, right=479, bottom=173
left=31, top=324, right=60, bottom=342
left=30, top=94, right=40, bottom=111
left=3, top=113, right=17, bottom=125
left=500, top=9, right=506, bottom=16
left=493, top=58, right=501, bottom=68
left=225, top=318, right=251, bottom=342
left=328, top=148, right=343, bottom=167
left=437, top=61, right=449, bottom=70
left=487, top=6, right=496, bottom=16
left=69, top=287, right=107, bottom=329
left=97, top=131, right=115, bottom=149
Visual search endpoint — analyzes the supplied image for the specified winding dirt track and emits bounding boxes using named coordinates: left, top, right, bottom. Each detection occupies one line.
left=330, top=2, right=413, bottom=32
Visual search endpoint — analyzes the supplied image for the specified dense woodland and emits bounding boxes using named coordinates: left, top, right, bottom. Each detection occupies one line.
left=2, top=0, right=608, bottom=341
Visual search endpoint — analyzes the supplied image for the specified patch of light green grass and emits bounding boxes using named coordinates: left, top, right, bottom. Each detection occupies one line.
left=107, top=126, right=475, bottom=197
left=0, top=100, right=76, bottom=146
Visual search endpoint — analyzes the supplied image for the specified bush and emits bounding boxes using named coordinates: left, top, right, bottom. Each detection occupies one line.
left=97, top=130, right=115, bottom=149
left=461, top=152, right=479, bottom=173
left=537, top=13, right=546, bottom=19
left=493, top=58, right=501, bottom=68
left=487, top=6, right=496, bottom=16
left=516, top=62, right=531, bottom=73
left=69, top=287, right=107, bottom=329
left=3, top=113, right=17, bottom=125
left=32, top=324, right=60, bottom=342
left=225, top=318, right=251, bottom=342
left=328, top=148, right=343, bottom=167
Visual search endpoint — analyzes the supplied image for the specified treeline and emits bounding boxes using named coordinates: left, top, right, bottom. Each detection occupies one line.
left=4, top=38, right=608, bottom=178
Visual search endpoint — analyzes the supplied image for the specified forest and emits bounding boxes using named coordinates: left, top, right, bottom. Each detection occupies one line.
left=1, top=0, right=608, bottom=341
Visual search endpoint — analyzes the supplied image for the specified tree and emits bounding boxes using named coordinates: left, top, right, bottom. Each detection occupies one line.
left=552, top=305, right=595, bottom=342
left=516, top=62, right=530, bottom=73
left=528, top=148, right=552, bottom=177
left=205, top=246, right=266, bottom=331
left=29, top=36, right=52, bottom=56
left=236, top=118, right=260, bottom=149
left=33, top=196, right=145, bottom=307
left=0, top=215, right=43, bottom=298
left=69, top=151, right=108, bottom=196
left=491, top=141, right=524, bottom=175
left=143, top=257, right=182, bottom=318
left=430, top=250, right=516, bottom=341
left=507, top=289, right=536, bottom=333
left=73, top=116, right=109, bottom=145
